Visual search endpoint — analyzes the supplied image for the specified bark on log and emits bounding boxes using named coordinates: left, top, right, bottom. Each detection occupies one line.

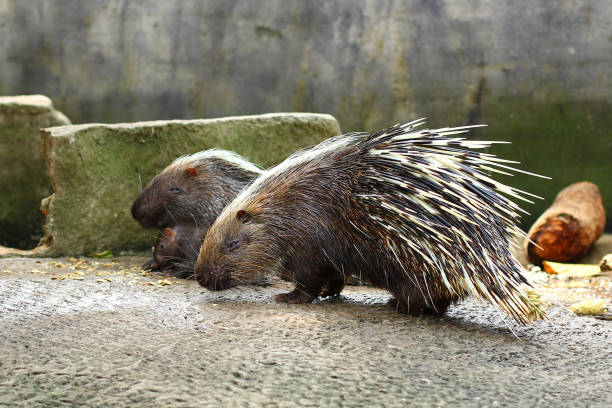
left=525, top=182, right=606, bottom=265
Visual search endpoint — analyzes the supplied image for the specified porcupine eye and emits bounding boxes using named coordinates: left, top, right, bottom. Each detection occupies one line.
left=226, top=240, right=240, bottom=252
left=169, top=187, right=180, bottom=193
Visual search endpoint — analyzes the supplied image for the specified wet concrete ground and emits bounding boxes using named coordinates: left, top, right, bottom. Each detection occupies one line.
left=1, top=256, right=611, bottom=407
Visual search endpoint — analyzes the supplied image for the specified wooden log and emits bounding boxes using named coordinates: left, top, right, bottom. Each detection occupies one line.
left=525, top=182, right=606, bottom=265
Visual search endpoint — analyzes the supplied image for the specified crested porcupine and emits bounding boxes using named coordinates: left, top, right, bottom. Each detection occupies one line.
left=146, top=225, right=205, bottom=278
left=194, top=120, right=548, bottom=324
left=131, top=149, right=263, bottom=230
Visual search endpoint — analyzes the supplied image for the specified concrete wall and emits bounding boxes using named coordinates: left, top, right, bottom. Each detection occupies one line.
left=1, top=0, right=610, bottom=229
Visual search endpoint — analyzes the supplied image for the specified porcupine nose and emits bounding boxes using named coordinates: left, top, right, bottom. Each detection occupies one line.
left=197, top=263, right=228, bottom=290
left=131, top=199, right=144, bottom=221
left=210, top=263, right=224, bottom=279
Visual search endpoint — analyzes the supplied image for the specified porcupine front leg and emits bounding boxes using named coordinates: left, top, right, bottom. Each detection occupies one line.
left=320, top=272, right=346, bottom=297
left=273, top=261, right=326, bottom=304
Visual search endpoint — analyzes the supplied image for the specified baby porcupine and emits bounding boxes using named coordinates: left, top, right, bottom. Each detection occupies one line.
left=194, top=119, right=548, bottom=323
left=146, top=225, right=206, bottom=278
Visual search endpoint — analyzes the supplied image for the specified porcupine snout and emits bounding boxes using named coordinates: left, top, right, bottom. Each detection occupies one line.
left=130, top=197, right=145, bottom=222
left=196, top=262, right=230, bottom=291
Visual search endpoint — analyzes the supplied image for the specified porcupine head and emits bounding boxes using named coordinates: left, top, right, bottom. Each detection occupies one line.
left=151, top=227, right=179, bottom=269
left=131, top=150, right=261, bottom=229
left=194, top=198, right=282, bottom=290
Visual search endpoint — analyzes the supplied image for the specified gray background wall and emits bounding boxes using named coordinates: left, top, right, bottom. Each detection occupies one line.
left=1, top=0, right=610, bottom=229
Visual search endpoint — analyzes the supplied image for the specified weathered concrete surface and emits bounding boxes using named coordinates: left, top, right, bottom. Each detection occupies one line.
left=23, top=113, right=339, bottom=257
left=1, top=257, right=611, bottom=407
left=0, top=95, right=70, bottom=249
left=1, top=0, right=610, bottom=229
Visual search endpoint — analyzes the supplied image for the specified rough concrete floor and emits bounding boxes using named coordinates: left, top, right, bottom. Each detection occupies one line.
left=1, top=257, right=611, bottom=408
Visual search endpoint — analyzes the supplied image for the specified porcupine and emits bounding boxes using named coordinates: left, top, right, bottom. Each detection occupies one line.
left=131, top=149, right=262, bottom=272
left=146, top=225, right=206, bottom=278
left=194, top=119, right=548, bottom=323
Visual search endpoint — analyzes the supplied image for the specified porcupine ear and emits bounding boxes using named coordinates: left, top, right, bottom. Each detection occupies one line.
left=163, top=228, right=176, bottom=241
left=236, top=210, right=251, bottom=223
left=183, top=167, right=198, bottom=178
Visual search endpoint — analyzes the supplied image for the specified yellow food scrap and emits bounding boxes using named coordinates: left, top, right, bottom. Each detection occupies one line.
left=542, top=261, right=601, bottom=278
left=570, top=299, right=606, bottom=316
left=51, top=275, right=58, bottom=280
left=96, top=279, right=105, bottom=283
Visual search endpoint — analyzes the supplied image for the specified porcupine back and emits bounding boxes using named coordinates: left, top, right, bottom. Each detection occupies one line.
left=355, top=120, right=547, bottom=323
left=196, top=119, right=547, bottom=323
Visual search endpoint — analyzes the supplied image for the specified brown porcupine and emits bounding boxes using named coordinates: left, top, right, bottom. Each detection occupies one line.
left=131, top=149, right=263, bottom=230
left=146, top=225, right=206, bottom=278
left=131, top=149, right=262, bottom=271
left=194, top=119, right=548, bottom=324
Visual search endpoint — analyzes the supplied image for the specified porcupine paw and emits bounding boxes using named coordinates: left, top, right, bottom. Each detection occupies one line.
left=422, top=299, right=452, bottom=315
left=387, top=297, right=409, bottom=314
left=387, top=297, right=451, bottom=316
left=320, top=276, right=345, bottom=298
left=386, top=297, right=428, bottom=316
left=320, top=286, right=339, bottom=298
left=142, top=258, right=159, bottom=271
left=273, top=289, right=315, bottom=304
